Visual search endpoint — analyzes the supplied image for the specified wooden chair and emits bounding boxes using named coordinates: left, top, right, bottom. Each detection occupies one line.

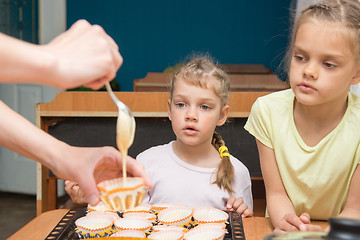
left=35, top=91, right=270, bottom=216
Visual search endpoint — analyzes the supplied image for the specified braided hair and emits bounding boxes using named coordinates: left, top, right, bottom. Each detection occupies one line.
left=170, top=55, right=235, bottom=193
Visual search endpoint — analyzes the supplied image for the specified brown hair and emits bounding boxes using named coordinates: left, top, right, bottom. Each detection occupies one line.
left=283, top=0, right=360, bottom=76
left=170, top=56, right=235, bottom=193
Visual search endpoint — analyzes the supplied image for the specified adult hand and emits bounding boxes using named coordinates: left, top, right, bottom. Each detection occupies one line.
left=224, top=196, right=253, bottom=217
left=44, top=19, right=123, bottom=90
left=52, top=145, right=151, bottom=206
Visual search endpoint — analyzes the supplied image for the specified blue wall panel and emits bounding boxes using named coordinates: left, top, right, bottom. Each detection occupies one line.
left=67, top=1, right=291, bottom=91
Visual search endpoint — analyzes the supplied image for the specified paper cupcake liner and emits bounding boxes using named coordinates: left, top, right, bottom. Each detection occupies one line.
left=125, top=203, right=152, bottom=213
left=75, top=216, right=114, bottom=239
left=98, top=177, right=147, bottom=212
left=86, top=210, right=120, bottom=221
left=110, top=230, right=146, bottom=238
left=184, top=227, right=225, bottom=240
left=152, top=225, right=188, bottom=233
left=152, top=203, right=177, bottom=212
left=75, top=231, right=114, bottom=239
left=196, top=222, right=227, bottom=230
left=193, top=207, right=228, bottom=224
left=87, top=201, right=116, bottom=213
left=148, top=230, right=185, bottom=240
left=114, top=218, right=152, bottom=232
left=158, top=206, right=193, bottom=226
left=123, top=212, right=157, bottom=221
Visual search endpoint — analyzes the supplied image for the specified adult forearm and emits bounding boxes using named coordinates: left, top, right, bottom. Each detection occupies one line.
left=0, top=33, right=56, bottom=86
left=0, top=100, right=66, bottom=170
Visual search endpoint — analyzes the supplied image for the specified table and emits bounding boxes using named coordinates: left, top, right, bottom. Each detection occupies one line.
left=9, top=209, right=329, bottom=240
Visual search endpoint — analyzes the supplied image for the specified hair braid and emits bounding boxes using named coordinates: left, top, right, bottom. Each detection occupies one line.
left=211, top=131, right=235, bottom=193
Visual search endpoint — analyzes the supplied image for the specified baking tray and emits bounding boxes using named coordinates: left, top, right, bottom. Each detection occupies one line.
left=45, top=207, right=246, bottom=239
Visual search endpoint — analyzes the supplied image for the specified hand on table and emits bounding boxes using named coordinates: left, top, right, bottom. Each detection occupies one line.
left=224, top=197, right=253, bottom=217
left=274, top=213, right=325, bottom=232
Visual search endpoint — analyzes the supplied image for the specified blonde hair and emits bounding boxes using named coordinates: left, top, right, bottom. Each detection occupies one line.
left=170, top=56, right=235, bottom=193
left=283, top=0, right=360, bottom=76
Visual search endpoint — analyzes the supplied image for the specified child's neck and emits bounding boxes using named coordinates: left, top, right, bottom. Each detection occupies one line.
left=293, top=98, right=348, bottom=147
left=172, top=140, right=220, bottom=168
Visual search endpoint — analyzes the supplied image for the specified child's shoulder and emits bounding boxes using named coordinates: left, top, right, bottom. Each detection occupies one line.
left=229, top=155, right=250, bottom=176
left=257, top=88, right=293, bottom=103
left=349, top=91, right=360, bottom=106
left=251, top=89, right=293, bottom=113
left=348, top=92, right=360, bottom=117
left=137, top=142, right=172, bottom=160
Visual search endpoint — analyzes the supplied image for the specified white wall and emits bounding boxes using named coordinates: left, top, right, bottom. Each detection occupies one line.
left=0, top=0, right=65, bottom=195
left=38, top=0, right=67, bottom=196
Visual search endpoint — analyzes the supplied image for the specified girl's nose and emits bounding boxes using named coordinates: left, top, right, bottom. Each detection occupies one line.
left=185, top=107, right=198, bottom=121
left=303, top=62, right=319, bottom=80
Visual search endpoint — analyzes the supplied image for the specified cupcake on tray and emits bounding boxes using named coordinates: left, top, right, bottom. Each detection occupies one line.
left=158, top=206, right=193, bottom=227
left=75, top=215, right=114, bottom=239
left=97, top=177, right=147, bottom=212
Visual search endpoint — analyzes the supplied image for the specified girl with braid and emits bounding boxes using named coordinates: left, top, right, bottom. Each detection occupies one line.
left=65, top=56, right=253, bottom=216
left=137, top=56, right=253, bottom=216
left=245, top=0, right=360, bottom=232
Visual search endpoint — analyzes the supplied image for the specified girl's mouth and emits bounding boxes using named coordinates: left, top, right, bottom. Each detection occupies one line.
left=183, top=126, right=198, bottom=135
left=298, top=83, right=315, bottom=92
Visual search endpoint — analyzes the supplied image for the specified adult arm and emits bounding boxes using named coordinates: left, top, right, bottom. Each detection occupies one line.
left=0, top=100, right=151, bottom=205
left=0, top=19, right=122, bottom=90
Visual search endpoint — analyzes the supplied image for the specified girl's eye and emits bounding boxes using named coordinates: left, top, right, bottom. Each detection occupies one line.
left=200, top=105, right=210, bottom=110
left=323, top=62, right=336, bottom=69
left=175, top=102, right=186, bottom=108
left=294, top=55, right=305, bottom=62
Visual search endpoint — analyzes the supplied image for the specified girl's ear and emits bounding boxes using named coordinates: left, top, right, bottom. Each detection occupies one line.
left=351, top=64, right=360, bottom=85
left=167, top=99, right=172, bottom=121
left=217, top=105, right=229, bottom=126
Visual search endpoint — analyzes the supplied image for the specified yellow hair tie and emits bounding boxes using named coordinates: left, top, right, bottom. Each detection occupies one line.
left=219, top=146, right=230, bottom=158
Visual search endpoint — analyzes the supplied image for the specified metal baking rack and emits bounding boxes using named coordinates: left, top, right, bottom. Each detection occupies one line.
left=45, top=207, right=246, bottom=239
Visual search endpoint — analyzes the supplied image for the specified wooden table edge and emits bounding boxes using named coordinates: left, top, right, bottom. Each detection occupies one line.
left=8, top=209, right=69, bottom=240
left=9, top=209, right=328, bottom=240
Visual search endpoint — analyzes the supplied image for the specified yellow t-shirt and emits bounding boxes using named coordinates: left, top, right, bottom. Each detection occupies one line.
left=244, top=89, right=360, bottom=220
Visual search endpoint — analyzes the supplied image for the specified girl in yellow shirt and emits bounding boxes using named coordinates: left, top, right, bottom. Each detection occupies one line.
left=245, top=0, right=360, bottom=233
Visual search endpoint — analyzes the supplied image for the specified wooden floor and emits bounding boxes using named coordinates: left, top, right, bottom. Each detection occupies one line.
left=0, top=192, right=36, bottom=239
